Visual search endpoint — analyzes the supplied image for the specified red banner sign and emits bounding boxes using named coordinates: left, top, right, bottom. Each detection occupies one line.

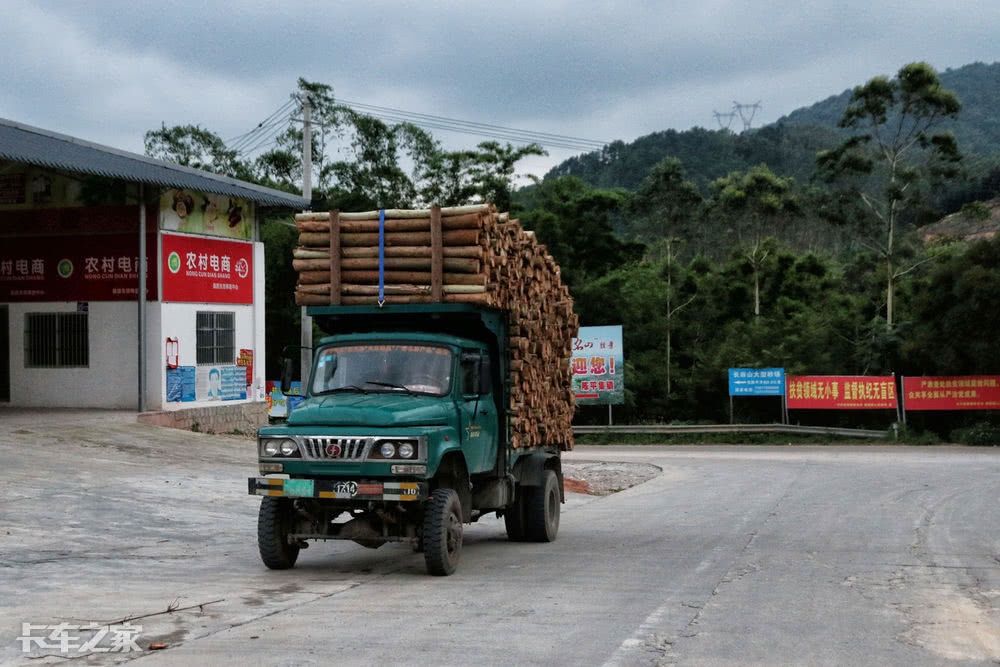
left=786, top=375, right=897, bottom=410
left=0, top=232, right=157, bottom=302
left=902, top=375, right=1000, bottom=411
left=161, top=233, right=253, bottom=304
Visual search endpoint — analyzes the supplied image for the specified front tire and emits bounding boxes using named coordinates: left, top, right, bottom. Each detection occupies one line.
left=423, top=488, right=463, bottom=576
left=525, top=469, right=560, bottom=542
left=258, top=497, right=300, bottom=569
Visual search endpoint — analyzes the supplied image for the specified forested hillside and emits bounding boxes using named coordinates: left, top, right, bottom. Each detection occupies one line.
left=545, top=61, right=1000, bottom=202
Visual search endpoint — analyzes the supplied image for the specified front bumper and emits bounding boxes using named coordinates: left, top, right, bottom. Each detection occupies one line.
left=248, top=477, right=426, bottom=502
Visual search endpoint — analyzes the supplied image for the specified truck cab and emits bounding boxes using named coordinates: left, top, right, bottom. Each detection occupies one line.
left=249, top=304, right=562, bottom=575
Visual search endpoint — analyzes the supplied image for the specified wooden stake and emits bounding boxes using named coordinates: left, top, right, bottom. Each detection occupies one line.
left=329, top=210, right=341, bottom=305
left=431, top=205, right=443, bottom=301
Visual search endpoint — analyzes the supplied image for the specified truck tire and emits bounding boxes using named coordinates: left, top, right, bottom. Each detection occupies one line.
left=504, top=489, right=528, bottom=542
left=258, top=497, right=300, bottom=570
left=423, top=488, right=463, bottom=576
left=525, top=469, right=560, bottom=542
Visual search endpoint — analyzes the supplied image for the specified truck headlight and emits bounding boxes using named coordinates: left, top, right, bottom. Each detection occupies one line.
left=397, top=442, right=415, bottom=459
left=263, top=440, right=280, bottom=456
left=379, top=442, right=397, bottom=458
left=279, top=439, right=297, bottom=456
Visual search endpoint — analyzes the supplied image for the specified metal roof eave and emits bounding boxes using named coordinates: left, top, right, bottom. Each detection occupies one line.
left=0, top=117, right=309, bottom=209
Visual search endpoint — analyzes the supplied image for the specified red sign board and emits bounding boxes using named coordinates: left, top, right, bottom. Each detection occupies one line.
left=786, top=375, right=897, bottom=410
left=161, top=233, right=253, bottom=304
left=902, top=375, right=1000, bottom=411
left=0, top=232, right=157, bottom=302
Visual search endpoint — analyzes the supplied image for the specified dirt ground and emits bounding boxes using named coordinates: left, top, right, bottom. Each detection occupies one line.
left=562, top=459, right=661, bottom=495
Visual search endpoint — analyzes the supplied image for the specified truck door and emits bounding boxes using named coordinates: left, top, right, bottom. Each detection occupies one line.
left=459, top=351, right=498, bottom=474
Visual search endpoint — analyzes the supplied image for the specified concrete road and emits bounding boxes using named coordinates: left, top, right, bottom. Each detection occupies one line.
left=0, top=410, right=998, bottom=666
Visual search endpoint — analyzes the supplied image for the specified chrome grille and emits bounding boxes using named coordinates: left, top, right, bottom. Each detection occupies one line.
left=300, top=436, right=370, bottom=461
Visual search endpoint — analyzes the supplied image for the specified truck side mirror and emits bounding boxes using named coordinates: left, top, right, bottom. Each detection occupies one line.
left=477, top=356, right=492, bottom=395
left=280, top=357, right=295, bottom=395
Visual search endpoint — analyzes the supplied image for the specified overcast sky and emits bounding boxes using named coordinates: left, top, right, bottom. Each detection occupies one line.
left=2, top=1, right=998, bottom=179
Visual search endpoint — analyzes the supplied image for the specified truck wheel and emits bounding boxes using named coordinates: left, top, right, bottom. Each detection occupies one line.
left=423, top=488, right=463, bottom=576
left=504, top=489, right=528, bottom=542
left=258, top=497, right=300, bottom=569
left=525, top=469, right=560, bottom=542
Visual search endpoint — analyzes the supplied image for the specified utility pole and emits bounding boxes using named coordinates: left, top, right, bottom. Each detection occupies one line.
left=300, top=96, right=313, bottom=385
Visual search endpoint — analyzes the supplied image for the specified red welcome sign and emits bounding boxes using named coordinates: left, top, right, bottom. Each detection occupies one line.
left=902, top=375, right=1000, bottom=411
left=786, top=375, right=897, bottom=410
left=161, top=233, right=253, bottom=304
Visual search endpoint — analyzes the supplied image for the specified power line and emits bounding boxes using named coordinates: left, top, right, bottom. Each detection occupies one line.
left=345, top=109, right=604, bottom=152
left=336, top=98, right=610, bottom=149
left=228, top=102, right=297, bottom=153
left=225, top=99, right=295, bottom=146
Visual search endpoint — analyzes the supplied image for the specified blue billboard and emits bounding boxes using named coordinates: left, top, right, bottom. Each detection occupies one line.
left=728, top=368, right=785, bottom=396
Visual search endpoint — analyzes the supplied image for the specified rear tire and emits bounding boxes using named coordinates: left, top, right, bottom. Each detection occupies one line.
left=423, top=488, right=463, bottom=576
left=504, top=488, right=528, bottom=541
left=258, top=497, right=300, bottom=569
left=525, top=469, right=560, bottom=542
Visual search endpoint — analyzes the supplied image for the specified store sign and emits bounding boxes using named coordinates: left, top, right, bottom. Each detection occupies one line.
left=0, top=232, right=157, bottom=302
left=902, top=375, right=1000, bottom=411
left=237, top=348, right=254, bottom=385
left=729, top=368, right=785, bottom=396
left=786, top=375, right=897, bottom=410
left=159, top=189, right=253, bottom=240
left=161, top=233, right=253, bottom=304
left=571, top=325, right=624, bottom=405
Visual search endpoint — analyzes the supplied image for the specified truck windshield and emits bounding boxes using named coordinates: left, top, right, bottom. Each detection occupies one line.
left=312, top=344, right=453, bottom=397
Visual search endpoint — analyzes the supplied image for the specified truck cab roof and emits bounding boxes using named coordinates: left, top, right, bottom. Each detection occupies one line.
left=317, top=331, right=487, bottom=351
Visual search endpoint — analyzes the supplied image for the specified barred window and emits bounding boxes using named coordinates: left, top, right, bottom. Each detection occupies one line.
left=196, top=312, right=234, bottom=365
left=25, top=312, right=89, bottom=368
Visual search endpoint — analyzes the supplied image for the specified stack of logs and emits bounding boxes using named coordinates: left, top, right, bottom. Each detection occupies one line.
left=293, top=204, right=578, bottom=450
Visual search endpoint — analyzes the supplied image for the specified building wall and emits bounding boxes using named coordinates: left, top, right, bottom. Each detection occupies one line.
left=7, top=301, right=159, bottom=408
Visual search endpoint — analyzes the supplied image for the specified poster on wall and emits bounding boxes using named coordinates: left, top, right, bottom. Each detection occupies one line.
left=161, top=233, right=254, bottom=304
left=266, top=381, right=304, bottom=418
left=196, top=366, right=247, bottom=401
left=237, top=348, right=254, bottom=385
left=571, top=325, right=625, bottom=405
left=166, top=366, right=196, bottom=402
left=159, top=189, right=253, bottom=240
left=0, top=167, right=86, bottom=210
left=0, top=232, right=157, bottom=302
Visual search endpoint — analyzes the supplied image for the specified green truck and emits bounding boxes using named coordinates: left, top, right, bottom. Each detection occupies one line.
left=249, top=303, right=563, bottom=575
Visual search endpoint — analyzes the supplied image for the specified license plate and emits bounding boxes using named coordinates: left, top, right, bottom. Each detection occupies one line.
left=284, top=479, right=315, bottom=497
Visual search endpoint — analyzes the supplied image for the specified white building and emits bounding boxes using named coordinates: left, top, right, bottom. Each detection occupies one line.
left=0, top=118, right=307, bottom=411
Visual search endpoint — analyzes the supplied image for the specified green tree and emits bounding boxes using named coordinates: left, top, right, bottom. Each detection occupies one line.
left=710, top=165, right=799, bottom=317
left=517, top=177, right=644, bottom=286
left=817, top=62, right=961, bottom=328
left=144, top=123, right=251, bottom=180
left=626, top=158, right=704, bottom=253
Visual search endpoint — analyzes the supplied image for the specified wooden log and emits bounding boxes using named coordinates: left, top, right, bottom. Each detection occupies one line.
left=295, top=212, right=484, bottom=233
left=339, top=271, right=486, bottom=286
left=293, top=248, right=330, bottom=259
left=338, top=291, right=491, bottom=305
left=295, top=204, right=490, bottom=222
left=339, top=229, right=479, bottom=248
left=298, top=270, right=330, bottom=284
left=340, top=246, right=483, bottom=259
left=338, top=257, right=480, bottom=273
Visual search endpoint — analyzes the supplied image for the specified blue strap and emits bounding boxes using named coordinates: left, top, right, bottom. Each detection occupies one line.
left=378, top=209, right=385, bottom=305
